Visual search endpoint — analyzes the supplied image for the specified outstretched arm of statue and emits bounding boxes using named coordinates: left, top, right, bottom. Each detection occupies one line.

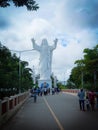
left=51, top=38, right=58, bottom=50
left=50, top=38, right=58, bottom=51
left=31, top=38, right=36, bottom=48
left=31, top=38, right=40, bottom=51
left=31, top=38, right=35, bottom=44
left=54, top=38, right=58, bottom=45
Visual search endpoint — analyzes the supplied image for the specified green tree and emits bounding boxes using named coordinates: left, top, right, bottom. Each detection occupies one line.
left=68, top=44, right=98, bottom=91
left=83, top=45, right=98, bottom=90
left=0, top=42, right=34, bottom=99
left=0, top=0, right=39, bottom=11
left=66, top=79, right=76, bottom=89
left=21, top=61, right=33, bottom=91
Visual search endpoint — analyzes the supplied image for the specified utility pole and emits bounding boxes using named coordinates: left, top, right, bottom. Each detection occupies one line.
left=94, top=71, right=96, bottom=90
left=81, top=71, right=83, bottom=88
left=11, top=49, right=35, bottom=93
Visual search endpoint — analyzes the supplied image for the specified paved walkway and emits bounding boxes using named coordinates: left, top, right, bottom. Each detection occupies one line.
left=1, top=92, right=98, bottom=130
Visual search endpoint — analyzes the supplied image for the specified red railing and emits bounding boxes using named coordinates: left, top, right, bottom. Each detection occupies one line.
left=0, top=91, right=29, bottom=126
left=62, top=89, right=79, bottom=94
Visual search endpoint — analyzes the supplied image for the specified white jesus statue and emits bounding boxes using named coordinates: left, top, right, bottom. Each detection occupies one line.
left=31, top=38, right=58, bottom=80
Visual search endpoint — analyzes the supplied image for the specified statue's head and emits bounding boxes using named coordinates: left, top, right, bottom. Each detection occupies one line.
left=41, top=39, right=48, bottom=46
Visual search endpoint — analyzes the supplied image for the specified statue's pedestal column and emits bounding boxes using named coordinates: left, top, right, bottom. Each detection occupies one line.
left=38, top=79, right=52, bottom=88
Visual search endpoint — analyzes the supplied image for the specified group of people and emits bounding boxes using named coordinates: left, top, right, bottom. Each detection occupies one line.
left=30, top=87, right=61, bottom=102
left=78, top=88, right=98, bottom=111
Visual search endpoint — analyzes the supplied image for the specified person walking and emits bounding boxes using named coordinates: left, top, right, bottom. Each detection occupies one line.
left=95, top=92, right=98, bottom=109
left=85, top=96, right=90, bottom=111
left=33, top=88, right=37, bottom=103
left=88, top=90, right=96, bottom=111
left=78, top=88, right=85, bottom=111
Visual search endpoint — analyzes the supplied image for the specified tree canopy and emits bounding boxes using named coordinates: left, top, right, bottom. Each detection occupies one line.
left=68, top=44, right=98, bottom=91
left=0, top=42, right=34, bottom=99
left=0, top=0, right=39, bottom=11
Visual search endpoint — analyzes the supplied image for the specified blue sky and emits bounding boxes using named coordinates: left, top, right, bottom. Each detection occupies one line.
left=0, top=0, right=98, bottom=81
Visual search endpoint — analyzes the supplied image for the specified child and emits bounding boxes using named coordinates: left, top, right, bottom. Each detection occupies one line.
left=85, top=96, right=90, bottom=111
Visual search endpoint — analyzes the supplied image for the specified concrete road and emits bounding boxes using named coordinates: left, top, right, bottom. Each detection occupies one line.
left=1, top=92, right=98, bottom=130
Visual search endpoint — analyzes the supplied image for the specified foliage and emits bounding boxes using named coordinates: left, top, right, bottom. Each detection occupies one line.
left=56, top=82, right=66, bottom=89
left=0, top=42, right=34, bottom=99
left=66, top=79, right=76, bottom=89
left=0, top=0, right=39, bottom=11
left=68, top=44, right=98, bottom=91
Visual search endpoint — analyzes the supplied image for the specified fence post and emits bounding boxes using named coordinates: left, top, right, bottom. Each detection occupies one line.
left=4, top=97, right=9, bottom=112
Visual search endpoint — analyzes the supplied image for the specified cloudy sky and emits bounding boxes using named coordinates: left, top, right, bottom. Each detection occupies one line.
left=0, top=0, right=98, bottom=81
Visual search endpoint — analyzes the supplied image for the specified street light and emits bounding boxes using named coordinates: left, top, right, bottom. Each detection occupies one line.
left=81, top=63, right=85, bottom=88
left=32, top=65, right=36, bottom=88
left=11, top=49, right=35, bottom=93
left=81, top=71, right=83, bottom=88
left=94, top=70, right=97, bottom=90
left=64, top=72, right=66, bottom=87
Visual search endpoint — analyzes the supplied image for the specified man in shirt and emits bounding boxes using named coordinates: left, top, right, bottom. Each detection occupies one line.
left=78, top=88, right=85, bottom=111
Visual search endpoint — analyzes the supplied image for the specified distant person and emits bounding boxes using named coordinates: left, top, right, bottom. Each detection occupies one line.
left=33, top=88, right=37, bottom=103
left=85, top=96, right=90, bottom=111
left=88, top=90, right=96, bottom=111
left=52, top=87, right=55, bottom=95
left=95, top=92, right=98, bottom=109
left=77, top=88, right=85, bottom=111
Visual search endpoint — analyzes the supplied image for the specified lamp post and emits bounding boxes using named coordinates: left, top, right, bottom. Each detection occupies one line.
left=81, top=63, right=85, bottom=88
left=81, top=71, right=83, bottom=88
left=64, top=72, right=66, bottom=87
left=11, top=49, right=35, bottom=93
left=32, top=65, right=36, bottom=88
left=54, top=76, right=57, bottom=88
left=94, top=70, right=97, bottom=90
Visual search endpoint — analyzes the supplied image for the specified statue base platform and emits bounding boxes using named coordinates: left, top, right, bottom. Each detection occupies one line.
left=38, top=79, right=52, bottom=88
